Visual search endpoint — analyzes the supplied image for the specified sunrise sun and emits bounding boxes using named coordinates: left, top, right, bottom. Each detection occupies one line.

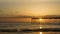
left=39, top=18, right=43, bottom=21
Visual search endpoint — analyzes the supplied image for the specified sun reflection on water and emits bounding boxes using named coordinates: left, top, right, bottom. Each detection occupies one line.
left=40, top=32, right=42, bottom=34
left=40, top=27, right=42, bottom=34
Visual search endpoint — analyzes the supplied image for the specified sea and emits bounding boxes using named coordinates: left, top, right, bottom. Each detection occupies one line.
left=0, top=23, right=40, bottom=34
left=0, top=19, right=60, bottom=34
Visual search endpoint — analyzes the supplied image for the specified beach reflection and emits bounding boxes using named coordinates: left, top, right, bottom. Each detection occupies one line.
left=39, top=32, right=60, bottom=34
left=40, top=32, right=42, bottom=34
left=40, top=27, right=42, bottom=34
left=39, top=19, right=60, bottom=34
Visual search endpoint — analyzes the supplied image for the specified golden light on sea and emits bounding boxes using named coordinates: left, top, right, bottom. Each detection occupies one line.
left=40, top=32, right=42, bottom=34
left=40, top=27, right=43, bottom=34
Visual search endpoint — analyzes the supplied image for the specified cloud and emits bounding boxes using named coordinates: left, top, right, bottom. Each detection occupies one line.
left=0, top=0, right=60, bottom=17
left=0, top=10, right=3, bottom=12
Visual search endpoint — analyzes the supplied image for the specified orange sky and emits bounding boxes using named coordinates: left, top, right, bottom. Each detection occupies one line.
left=0, top=0, right=60, bottom=17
